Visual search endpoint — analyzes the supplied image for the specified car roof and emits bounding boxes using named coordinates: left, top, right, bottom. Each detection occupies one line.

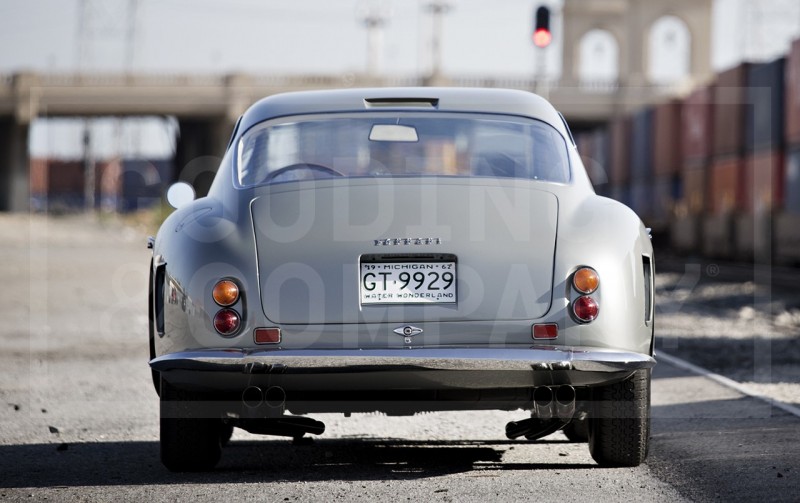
left=238, top=87, right=569, bottom=139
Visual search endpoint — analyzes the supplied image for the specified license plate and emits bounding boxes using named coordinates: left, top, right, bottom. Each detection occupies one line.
left=360, top=261, right=457, bottom=305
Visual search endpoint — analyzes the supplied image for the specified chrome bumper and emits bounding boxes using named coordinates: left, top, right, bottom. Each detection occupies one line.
left=151, top=346, right=654, bottom=376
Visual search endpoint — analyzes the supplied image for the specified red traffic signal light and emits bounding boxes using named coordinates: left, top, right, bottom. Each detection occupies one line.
left=533, top=28, right=552, bottom=48
left=533, top=6, right=551, bottom=48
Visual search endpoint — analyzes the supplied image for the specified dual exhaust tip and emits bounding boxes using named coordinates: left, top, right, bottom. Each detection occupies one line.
left=242, top=386, right=286, bottom=409
left=534, top=385, right=576, bottom=420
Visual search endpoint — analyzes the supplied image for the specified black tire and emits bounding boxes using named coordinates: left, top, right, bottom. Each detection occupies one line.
left=563, top=417, right=589, bottom=442
left=160, top=378, right=222, bottom=472
left=588, top=369, right=651, bottom=467
left=219, top=421, right=234, bottom=446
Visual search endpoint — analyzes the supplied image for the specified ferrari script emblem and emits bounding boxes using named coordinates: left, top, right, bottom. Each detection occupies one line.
left=375, top=238, right=441, bottom=246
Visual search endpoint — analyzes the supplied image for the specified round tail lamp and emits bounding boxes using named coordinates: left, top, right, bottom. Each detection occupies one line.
left=573, top=267, right=599, bottom=294
left=213, top=279, right=239, bottom=306
left=213, top=308, right=241, bottom=336
left=573, top=296, right=599, bottom=322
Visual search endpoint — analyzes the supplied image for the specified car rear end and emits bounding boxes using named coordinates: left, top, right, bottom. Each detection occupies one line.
left=150, top=88, right=655, bottom=470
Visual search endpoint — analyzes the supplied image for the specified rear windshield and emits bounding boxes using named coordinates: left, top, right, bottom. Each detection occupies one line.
left=236, top=112, right=570, bottom=187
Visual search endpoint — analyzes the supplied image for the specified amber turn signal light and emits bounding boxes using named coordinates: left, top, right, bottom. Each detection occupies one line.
left=573, top=267, right=599, bottom=294
left=213, top=279, right=239, bottom=306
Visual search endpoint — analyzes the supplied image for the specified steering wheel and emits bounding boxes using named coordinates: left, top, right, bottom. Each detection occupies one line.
left=264, top=163, right=344, bottom=183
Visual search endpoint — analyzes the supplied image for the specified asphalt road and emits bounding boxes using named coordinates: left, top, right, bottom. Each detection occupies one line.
left=0, top=214, right=798, bottom=502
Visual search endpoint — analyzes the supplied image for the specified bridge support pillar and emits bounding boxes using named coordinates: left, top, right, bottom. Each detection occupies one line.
left=0, top=118, right=30, bottom=212
left=174, top=118, right=233, bottom=198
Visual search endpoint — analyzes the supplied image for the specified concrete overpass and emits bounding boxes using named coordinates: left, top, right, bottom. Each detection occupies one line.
left=0, top=0, right=714, bottom=211
left=0, top=71, right=677, bottom=211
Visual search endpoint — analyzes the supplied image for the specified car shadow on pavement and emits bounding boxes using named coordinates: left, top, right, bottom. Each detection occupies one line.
left=0, top=438, right=595, bottom=488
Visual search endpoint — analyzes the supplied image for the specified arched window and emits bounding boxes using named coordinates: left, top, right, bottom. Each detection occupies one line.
left=648, top=16, right=691, bottom=84
left=578, top=29, right=619, bottom=85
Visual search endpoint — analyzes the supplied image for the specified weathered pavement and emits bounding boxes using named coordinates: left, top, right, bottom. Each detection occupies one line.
left=0, top=214, right=797, bottom=502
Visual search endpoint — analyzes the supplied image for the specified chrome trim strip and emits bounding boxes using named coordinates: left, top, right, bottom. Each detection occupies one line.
left=151, top=346, right=655, bottom=374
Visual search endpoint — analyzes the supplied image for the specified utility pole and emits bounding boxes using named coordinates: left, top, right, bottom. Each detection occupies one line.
left=359, top=1, right=389, bottom=76
left=83, top=127, right=95, bottom=212
left=125, top=0, right=139, bottom=74
left=425, top=1, right=451, bottom=82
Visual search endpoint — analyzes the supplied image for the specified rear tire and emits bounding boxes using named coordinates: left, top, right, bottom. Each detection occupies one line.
left=148, top=261, right=160, bottom=396
left=588, top=369, right=651, bottom=467
left=160, top=378, right=222, bottom=472
left=219, top=421, right=234, bottom=446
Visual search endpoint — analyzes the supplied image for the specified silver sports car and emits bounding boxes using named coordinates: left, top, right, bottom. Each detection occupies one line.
left=148, top=87, right=655, bottom=472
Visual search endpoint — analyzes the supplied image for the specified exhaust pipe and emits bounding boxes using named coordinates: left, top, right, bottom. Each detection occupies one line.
left=505, top=417, right=565, bottom=441
left=555, top=385, right=576, bottom=419
left=242, top=386, right=263, bottom=408
left=265, top=386, right=287, bottom=408
left=237, top=415, right=326, bottom=438
left=243, top=386, right=287, bottom=409
left=505, top=386, right=576, bottom=440
left=533, top=386, right=554, bottom=419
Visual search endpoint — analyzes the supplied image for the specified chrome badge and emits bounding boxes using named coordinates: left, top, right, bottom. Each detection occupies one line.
left=393, top=325, right=423, bottom=337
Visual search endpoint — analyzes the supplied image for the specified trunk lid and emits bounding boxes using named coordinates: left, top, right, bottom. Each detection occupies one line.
left=252, top=179, right=558, bottom=325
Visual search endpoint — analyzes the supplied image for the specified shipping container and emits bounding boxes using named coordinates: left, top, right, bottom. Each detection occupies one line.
left=48, top=160, right=85, bottom=210
left=592, top=127, right=610, bottom=174
left=745, top=58, right=785, bottom=153
left=629, top=107, right=654, bottom=182
left=681, top=161, right=707, bottom=216
left=575, top=131, right=593, bottom=158
left=682, top=86, right=714, bottom=163
left=629, top=179, right=653, bottom=221
left=609, top=116, right=631, bottom=185
left=774, top=213, right=800, bottom=264
left=708, top=155, right=743, bottom=215
left=713, top=63, right=750, bottom=157
left=26, top=160, right=89, bottom=211
left=702, top=214, right=736, bottom=258
left=609, top=184, right=631, bottom=207
left=653, top=174, right=681, bottom=225
left=785, top=147, right=800, bottom=214
left=590, top=128, right=611, bottom=195
left=735, top=213, right=773, bottom=262
left=785, top=38, right=800, bottom=145
left=97, top=159, right=123, bottom=212
left=670, top=215, right=702, bottom=254
left=743, top=149, right=784, bottom=213
left=121, top=159, right=173, bottom=212
left=29, top=158, right=48, bottom=212
left=29, top=158, right=47, bottom=196
left=653, top=100, right=683, bottom=176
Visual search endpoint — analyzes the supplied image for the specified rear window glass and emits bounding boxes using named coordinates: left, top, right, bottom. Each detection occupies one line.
left=237, top=112, right=570, bottom=187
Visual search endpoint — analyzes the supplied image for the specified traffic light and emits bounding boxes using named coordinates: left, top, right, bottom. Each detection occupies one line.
left=533, top=5, right=551, bottom=48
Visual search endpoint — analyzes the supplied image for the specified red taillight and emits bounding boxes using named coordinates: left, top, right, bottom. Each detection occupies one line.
left=254, top=328, right=281, bottom=344
left=573, top=296, right=599, bottom=322
left=532, top=323, right=559, bottom=340
left=213, top=309, right=241, bottom=336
